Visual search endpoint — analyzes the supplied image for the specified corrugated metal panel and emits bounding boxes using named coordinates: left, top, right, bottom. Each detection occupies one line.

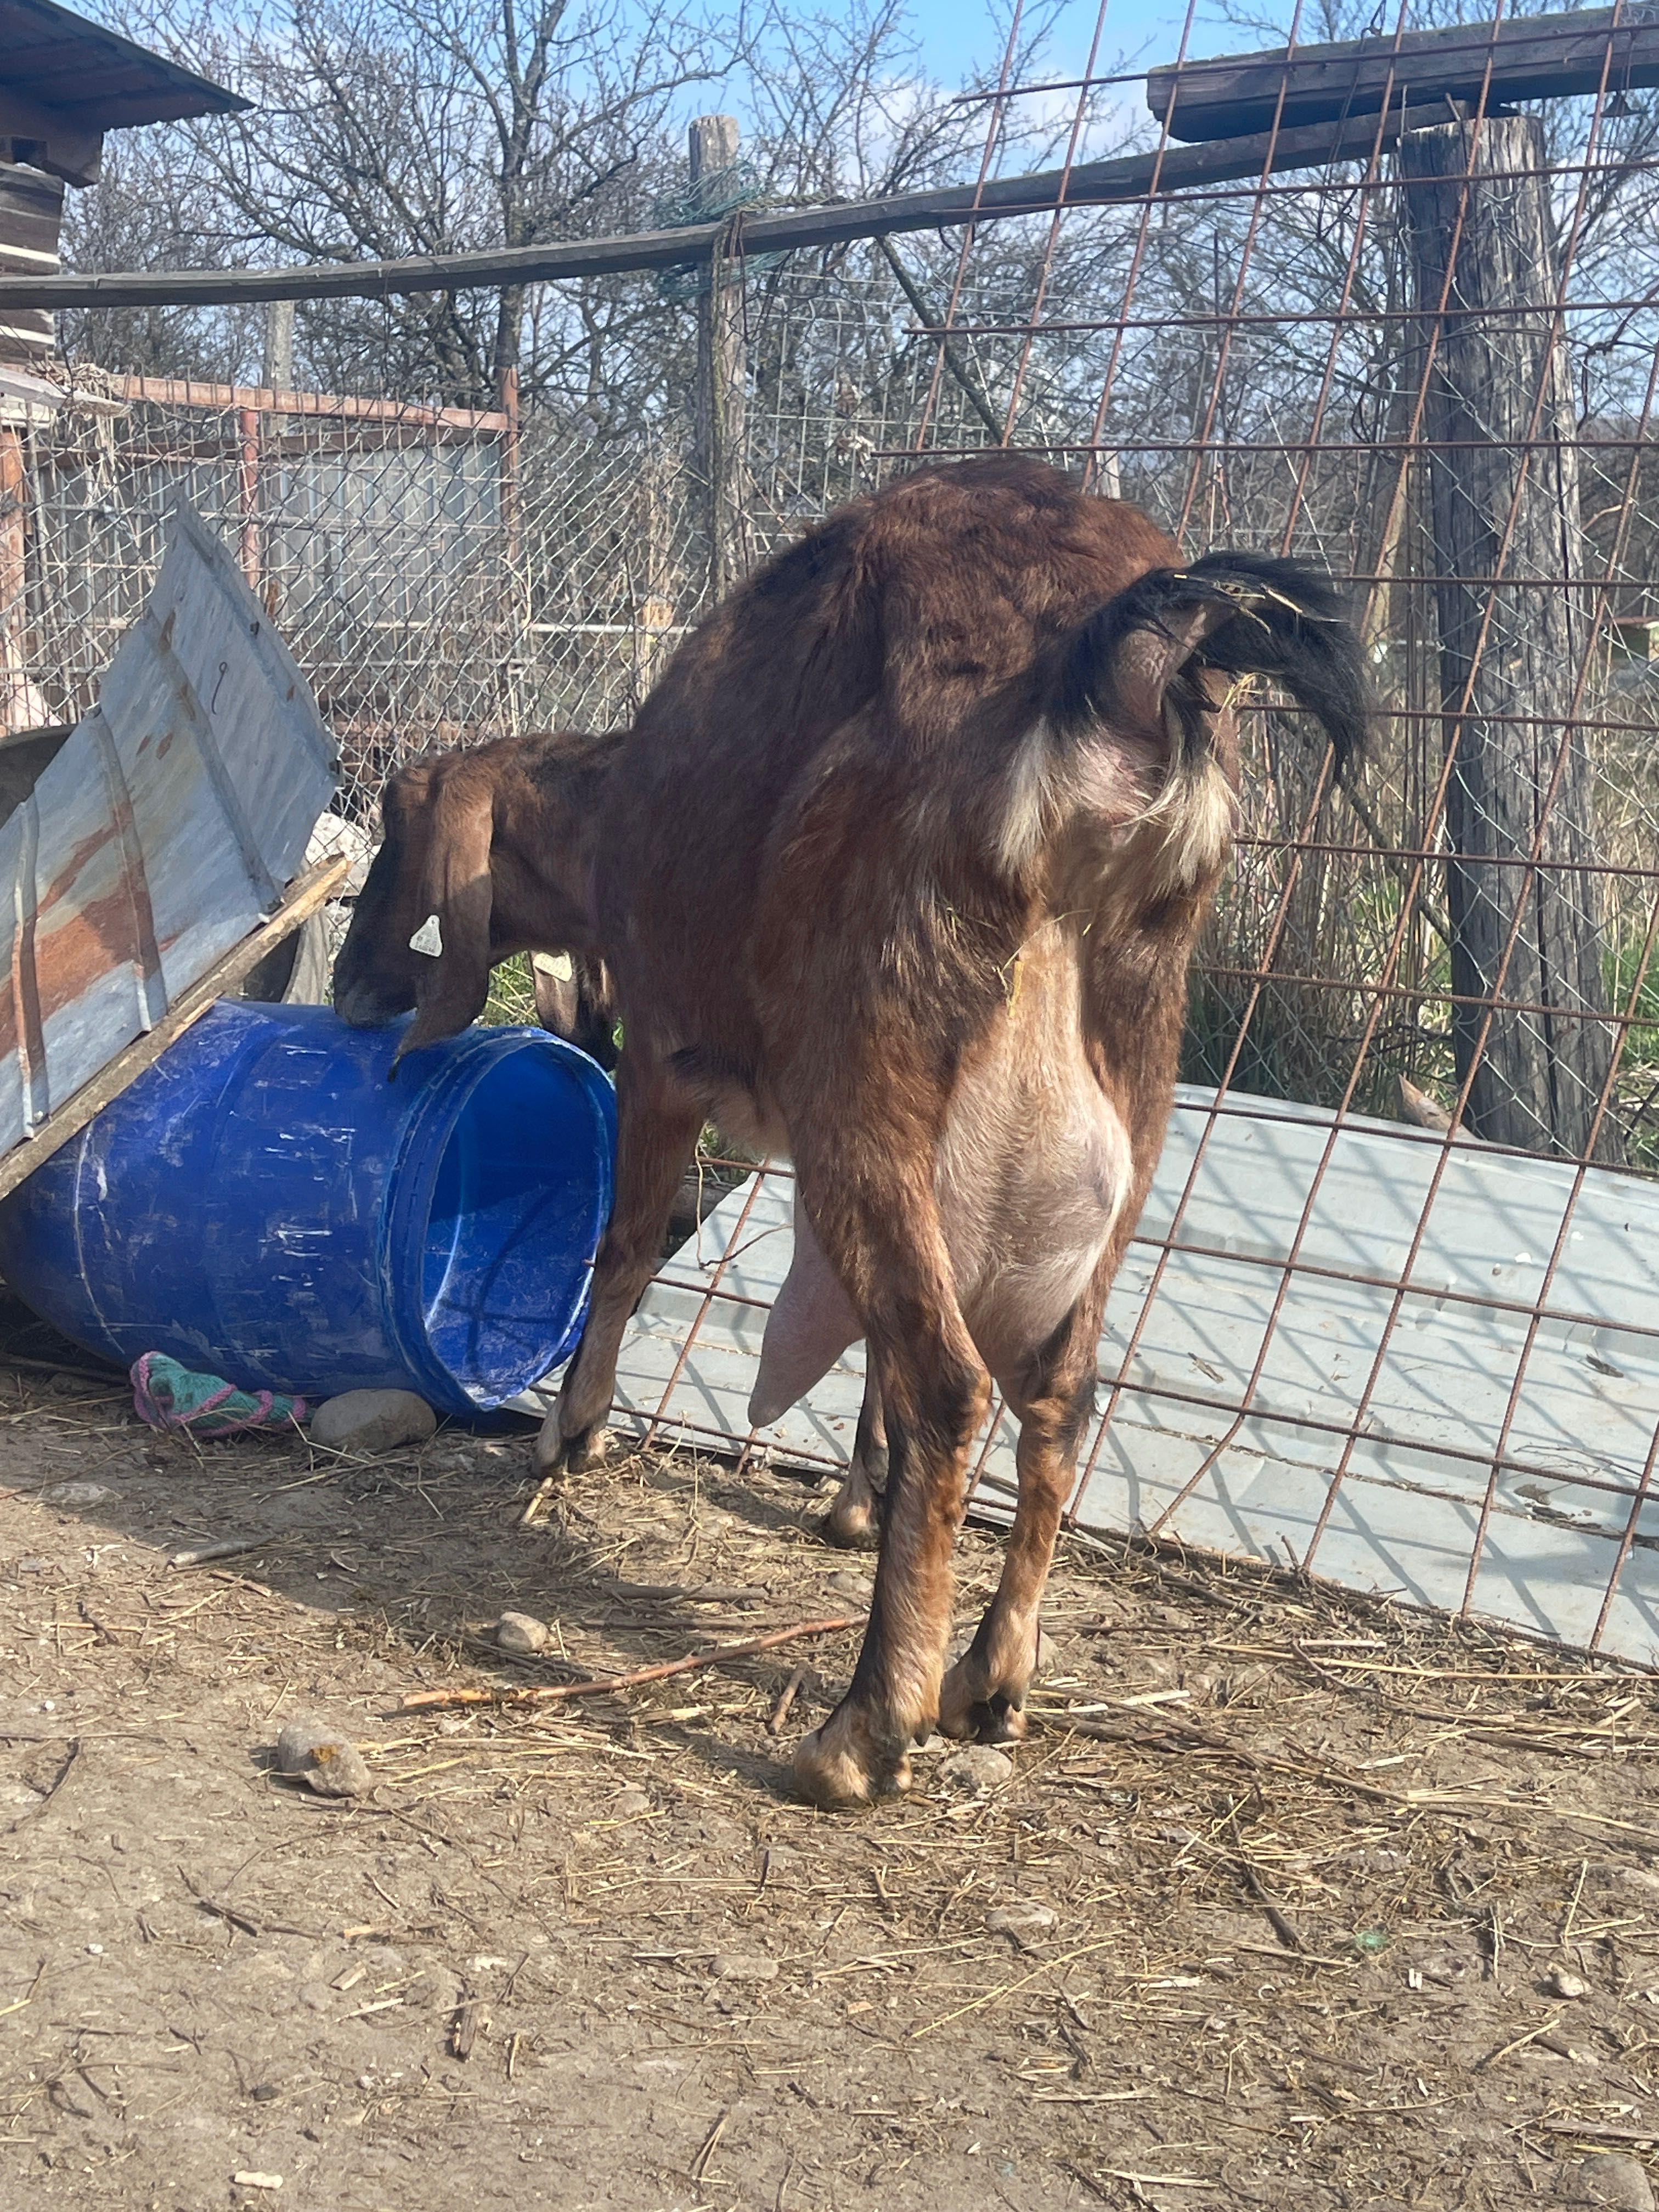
left=584, top=1091, right=1659, bottom=1667
left=0, top=503, right=337, bottom=1149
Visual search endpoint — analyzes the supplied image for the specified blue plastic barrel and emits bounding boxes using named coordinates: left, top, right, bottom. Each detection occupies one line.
left=0, top=1001, right=616, bottom=1419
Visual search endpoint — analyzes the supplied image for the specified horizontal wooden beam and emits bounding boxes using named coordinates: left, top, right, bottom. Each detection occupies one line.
left=1149, top=7, right=1659, bottom=144
left=0, top=851, right=349, bottom=1204
left=3, top=100, right=1454, bottom=313
left=114, top=375, right=507, bottom=432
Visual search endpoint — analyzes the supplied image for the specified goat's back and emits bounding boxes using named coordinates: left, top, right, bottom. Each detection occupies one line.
left=595, top=456, right=1178, bottom=1052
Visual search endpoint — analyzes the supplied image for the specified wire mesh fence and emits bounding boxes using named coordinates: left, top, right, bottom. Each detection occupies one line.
left=9, top=5, right=1659, bottom=1653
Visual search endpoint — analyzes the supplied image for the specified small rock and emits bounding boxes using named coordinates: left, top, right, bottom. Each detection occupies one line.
left=274, top=1717, right=372, bottom=1797
left=16, top=1558, right=48, bottom=1575
left=939, top=1746, right=1014, bottom=1795
left=610, top=1787, right=653, bottom=1819
left=49, top=1373, right=81, bottom=1397
left=494, top=1611, right=549, bottom=1655
left=1562, top=2153, right=1656, bottom=2211
left=985, top=1904, right=1058, bottom=1940
left=1547, top=1967, right=1590, bottom=2000
left=1616, top=1865, right=1659, bottom=1895
left=827, top=1571, right=873, bottom=1602
left=311, top=1390, right=436, bottom=1455
left=709, top=1953, right=778, bottom=1983
left=41, top=1481, right=116, bottom=1509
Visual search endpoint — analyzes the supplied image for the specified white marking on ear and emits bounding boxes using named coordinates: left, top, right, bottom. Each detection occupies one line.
left=409, top=913, right=444, bottom=957
left=532, top=951, right=575, bottom=983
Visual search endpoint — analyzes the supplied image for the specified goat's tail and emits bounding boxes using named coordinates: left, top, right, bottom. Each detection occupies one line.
left=1008, top=552, right=1370, bottom=893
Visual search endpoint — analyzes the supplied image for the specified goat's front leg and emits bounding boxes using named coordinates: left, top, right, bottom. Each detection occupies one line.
left=535, top=1059, right=702, bottom=1476
left=789, top=1177, right=990, bottom=1809
left=938, top=1291, right=1104, bottom=1744
left=822, top=1373, right=887, bottom=1549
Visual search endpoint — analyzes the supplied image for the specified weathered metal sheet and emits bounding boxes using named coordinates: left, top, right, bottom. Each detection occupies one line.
left=0, top=505, right=338, bottom=1152
left=572, top=1090, right=1659, bottom=1667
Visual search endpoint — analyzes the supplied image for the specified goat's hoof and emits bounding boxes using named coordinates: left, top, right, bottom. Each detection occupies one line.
left=820, top=1492, right=880, bottom=1550
left=531, top=1409, right=612, bottom=1477
left=792, top=1708, right=913, bottom=1810
left=939, top=1657, right=1030, bottom=1746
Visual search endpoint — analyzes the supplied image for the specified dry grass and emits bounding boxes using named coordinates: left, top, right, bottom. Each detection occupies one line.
left=2, top=1358, right=1658, bottom=2209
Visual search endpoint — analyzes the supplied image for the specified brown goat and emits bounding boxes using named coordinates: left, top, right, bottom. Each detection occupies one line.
left=335, top=723, right=894, bottom=1547
left=351, top=455, right=1368, bottom=1809
left=334, top=729, right=620, bottom=1070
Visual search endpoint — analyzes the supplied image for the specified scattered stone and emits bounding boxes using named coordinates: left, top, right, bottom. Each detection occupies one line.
left=1547, top=1967, right=1590, bottom=2000
left=939, top=1746, right=1014, bottom=1794
left=1562, top=2154, right=1655, bottom=2211
left=985, top=1904, right=1058, bottom=1940
left=610, top=1787, right=653, bottom=1819
left=709, top=1953, right=778, bottom=1983
left=311, top=1389, right=436, bottom=1455
left=49, top=1373, right=82, bottom=1396
left=827, top=1571, right=873, bottom=1602
left=40, top=1481, right=116, bottom=1509
left=16, top=1558, right=48, bottom=1575
left=494, top=1611, right=550, bottom=1656
left=1617, top=1865, right=1659, bottom=1895
left=274, top=1717, right=372, bottom=1797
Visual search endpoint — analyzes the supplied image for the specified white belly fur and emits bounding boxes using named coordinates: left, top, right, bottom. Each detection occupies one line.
left=936, top=921, right=1130, bottom=1389
left=747, top=922, right=1129, bottom=1426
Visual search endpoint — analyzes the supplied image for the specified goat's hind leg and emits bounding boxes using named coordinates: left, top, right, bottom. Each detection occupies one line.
left=822, top=1374, right=887, bottom=1549
left=789, top=1173, right=990, bottom=1809
left=938, top=1295, right=1102, bottom=1745
left=534, top=1057, right=702, bottom=1476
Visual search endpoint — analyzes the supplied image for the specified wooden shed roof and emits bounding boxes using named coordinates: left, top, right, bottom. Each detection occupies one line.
left=0, top=0, right=244, bottom=129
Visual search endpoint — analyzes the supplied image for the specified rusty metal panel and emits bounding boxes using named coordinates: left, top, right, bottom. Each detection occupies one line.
left=0, top=504, right=338, bottom=1149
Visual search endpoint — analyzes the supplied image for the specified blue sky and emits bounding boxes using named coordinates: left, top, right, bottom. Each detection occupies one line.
left=904, top=0, right=1267, bottom=98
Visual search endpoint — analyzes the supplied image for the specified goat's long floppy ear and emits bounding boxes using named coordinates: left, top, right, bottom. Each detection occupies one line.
left=392, top=769, right=495, bottom=1067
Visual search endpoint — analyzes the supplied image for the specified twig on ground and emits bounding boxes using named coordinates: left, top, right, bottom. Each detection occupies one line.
left=767, top=1664, right=808, bottom=1736
left=168, top=1536, right=281, bottom=1570
left=394, top=1615, right=861, bottom=1712
left=518, top=1476, right=560, bottom=1528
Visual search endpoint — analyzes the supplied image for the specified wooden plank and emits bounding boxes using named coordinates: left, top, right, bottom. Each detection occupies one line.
left=0, top=100, right=1457, bottom=314
left=0, top=850, right=349, bottom=1204
left=1148, top=8, right=1659, bottom=143
left=114, top=375, right=506, bottom=433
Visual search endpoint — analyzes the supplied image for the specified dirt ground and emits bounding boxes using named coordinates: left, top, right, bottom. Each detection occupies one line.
left=4, top=1339, right=1659, bottom=2211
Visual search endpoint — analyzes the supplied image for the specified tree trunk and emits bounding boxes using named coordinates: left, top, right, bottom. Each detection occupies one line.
left=1401, top=114, right=1618, bottom=1160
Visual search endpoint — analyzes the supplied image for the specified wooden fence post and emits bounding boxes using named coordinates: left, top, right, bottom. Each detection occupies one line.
left=236, top=403, right=261, bottom=594
left=0, top=425, right=31, bottom=730
left=1401, top=112, right=1618, bottom=1159
left=689, top=113, right=748, bottom=604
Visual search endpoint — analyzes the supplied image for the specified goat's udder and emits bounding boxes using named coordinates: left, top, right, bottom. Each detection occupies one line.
left=747, top=1194, right=863, bottom=1428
